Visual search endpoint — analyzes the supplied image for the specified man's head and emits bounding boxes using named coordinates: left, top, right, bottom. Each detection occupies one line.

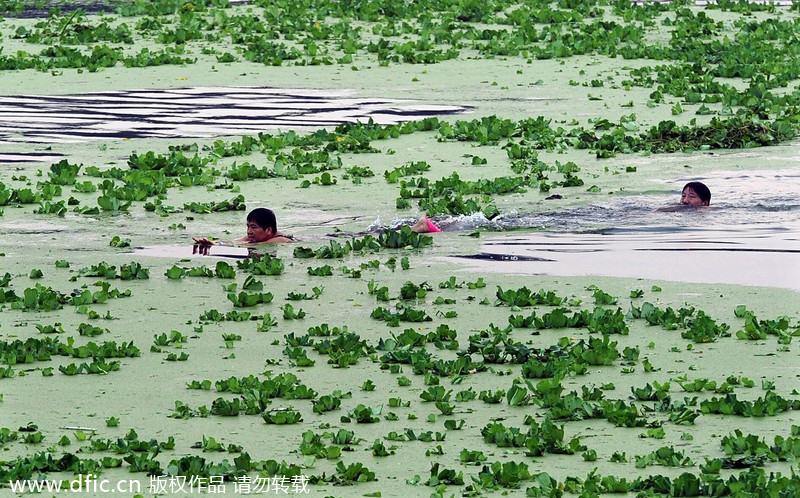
left=681, top=182, right=710, bottom=206
left=246, top=208, right=278, bottom=243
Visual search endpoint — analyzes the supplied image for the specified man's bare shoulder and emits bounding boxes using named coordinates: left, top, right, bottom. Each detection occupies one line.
left=249, top=234, right=294, bottom=244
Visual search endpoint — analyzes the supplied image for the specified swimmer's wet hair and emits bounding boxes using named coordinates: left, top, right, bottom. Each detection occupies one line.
left=683, top=181, right=711, bottom=205
left=247, top=208, right=278, bottom=232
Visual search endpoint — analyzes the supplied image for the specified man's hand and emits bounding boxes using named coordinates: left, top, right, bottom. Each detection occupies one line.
left=192, top=238, right=215, bottom=256
left=192, top=242, right=212, bottom=256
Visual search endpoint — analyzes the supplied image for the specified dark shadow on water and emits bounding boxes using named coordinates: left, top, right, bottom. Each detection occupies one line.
left=457, top=253, right=555, bottom=262
left=1, top=0, right=114, bottom=17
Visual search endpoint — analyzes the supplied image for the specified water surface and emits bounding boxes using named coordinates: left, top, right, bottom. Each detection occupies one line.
left=458, top=224, right=800, bottom=291
left=451, top=167, right=800, bottom=290
left=0, top=86, right=468, bottom=149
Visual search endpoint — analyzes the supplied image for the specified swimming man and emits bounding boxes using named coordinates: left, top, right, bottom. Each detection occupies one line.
left=681, top=181, right=711, bottom=206
left=193, top=208, right=293, bottom=246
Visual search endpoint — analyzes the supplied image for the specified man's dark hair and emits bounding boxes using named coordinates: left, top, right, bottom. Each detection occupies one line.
left=247, top=208, right=277, bottom=232
left=683, top=181, right=711, bottom=205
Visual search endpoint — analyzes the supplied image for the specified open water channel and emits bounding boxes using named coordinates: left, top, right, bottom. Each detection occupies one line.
left=452, top=167, right=800, bottom=290
left=2, top=85, right=798, bottom=292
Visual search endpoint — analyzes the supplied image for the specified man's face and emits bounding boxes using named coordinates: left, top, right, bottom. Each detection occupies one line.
left=246, top=221, right=272, bottom=243
left=681, top=187, right=707, bottom=206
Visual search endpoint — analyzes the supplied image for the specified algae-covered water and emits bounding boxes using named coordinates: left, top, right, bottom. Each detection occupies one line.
left=1, top=1, right=800, bottom=496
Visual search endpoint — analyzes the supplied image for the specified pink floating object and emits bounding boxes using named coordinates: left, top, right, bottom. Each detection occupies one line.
left=425, top=217, right=441, bottom=233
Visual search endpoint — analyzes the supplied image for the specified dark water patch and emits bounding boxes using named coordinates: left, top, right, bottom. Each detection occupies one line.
left=457, top=253, right=555, bottom=262
left=0, top=0, right=114, bottom=18
left=0, top=219, right=69, bottom=234
left=0, top=87, right=469, bottom=147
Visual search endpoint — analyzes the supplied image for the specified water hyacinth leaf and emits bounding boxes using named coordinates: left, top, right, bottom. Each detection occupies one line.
left=506, top=384, right=532, bottom=406
left=109, top=235, right=131, bottom=248
left=165, top=265, right=186, bottom=279
left=215, top=261, right=236, bottom=278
